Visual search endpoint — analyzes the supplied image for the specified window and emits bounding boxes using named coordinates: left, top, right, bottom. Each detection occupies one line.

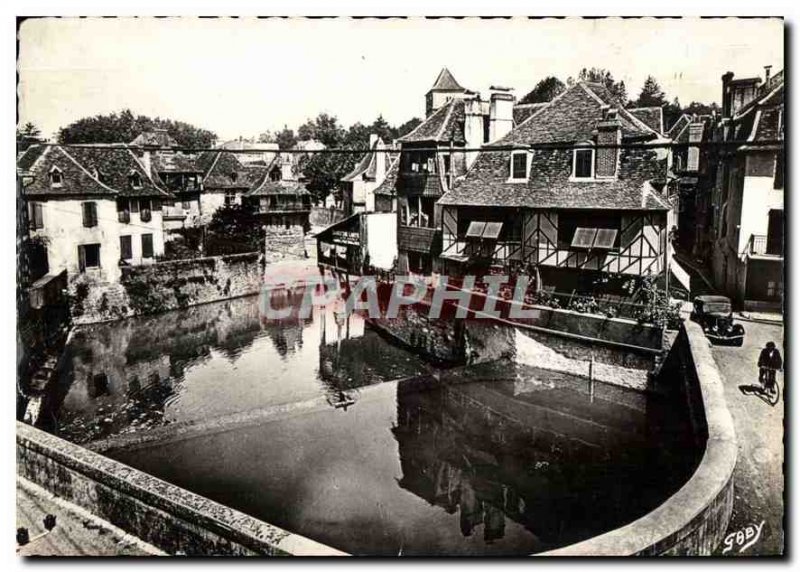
left=117, top=199, right=130, bottom=223
left=49, top=168, right=63, bottom=187
left=182, top=200, right=191, bottom=210
left=270, top=168, right=281, bottom=182
left=229, top=172, right=238, bottom=183
left=225, top=191, right=237, bottom=206
left=82, top=202, right=98, bottom=228
left=129, top=172, right=142, bottom=189
left=510, top=152, right=528, bottom=180
left=141, top=233, right=154, bottom=258
left=557, top=212, right=620, bottom=249
left=120, top=235, right=132, bottom=260
left=140, top=199, right=152, bottom=222
left=88, top=373, right=109, bottom=398
left=774, top=152, right=784, bottom=190
left=28, top=202, right=44, bottom=230
left=573, top=148, right=594, bottom=179
left=78, top=243, right=100, bottom=272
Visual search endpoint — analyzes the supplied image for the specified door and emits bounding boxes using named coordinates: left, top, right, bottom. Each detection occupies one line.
left=766, top=209, right=783, bottom=255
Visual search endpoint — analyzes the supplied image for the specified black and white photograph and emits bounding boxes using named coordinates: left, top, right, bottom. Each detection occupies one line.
left=12, top=12, right=785, bottom=558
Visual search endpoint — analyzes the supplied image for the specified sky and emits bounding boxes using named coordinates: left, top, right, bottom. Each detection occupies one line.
left=17, top=17, right=784, bottom=142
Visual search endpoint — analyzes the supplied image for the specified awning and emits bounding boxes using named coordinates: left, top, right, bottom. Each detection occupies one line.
left=571, top=227, right=618, bottom=249
left=465, top=221, right=503, bottom=240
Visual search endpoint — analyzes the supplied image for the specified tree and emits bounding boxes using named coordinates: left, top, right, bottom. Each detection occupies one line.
left=57, top=109, right=217, bottom=148
left=395, top=117, right=423, bottom=139
left=635, top=76, right=667, bottom=108
left=571, top=68, right=628, bottom=104
left=205, top=204, right=263, bottom=254
left=683, top=101, right=720, bottom=117
left=519, top=76, right=566, bottom=104
left=17, top=122, right=42, bottom=152
left=274, top=126, right=298, bottom=150
left=297, top=113, right=343, bottom=147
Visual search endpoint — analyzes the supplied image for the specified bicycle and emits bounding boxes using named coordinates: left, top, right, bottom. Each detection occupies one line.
left=759, top=367, right=781, bottom=406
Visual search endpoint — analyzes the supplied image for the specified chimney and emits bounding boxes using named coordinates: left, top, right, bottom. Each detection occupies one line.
left=281, top=154, right=294, bottom=181
left=764, top=65, right=772, bottom=84
left=595, top=108, right=621, bottom=178
left=374, top=136, right=386, bottom=180
left=721, top=71, right=735, bottom=118
left=463, top=96, right=488, bottom=169
left=489, top=87, right=515, bottom=142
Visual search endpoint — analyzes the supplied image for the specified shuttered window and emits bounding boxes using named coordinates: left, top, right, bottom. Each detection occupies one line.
left=82, top=202, right=98, bottom=228
left=117, top=199, right=130, bottom=223
left=28, top=202, right=44, bottom=229
left=140, top=199, right=152, bottom=222
left=78, top=244, right=100, bottom=272
left=141, top=233, right=154, bottom=258
left=774, top=152, right=784, bottom=190
left=120, top=235, right=132, bottom=260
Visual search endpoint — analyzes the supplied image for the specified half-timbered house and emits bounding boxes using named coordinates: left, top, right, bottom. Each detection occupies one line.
left=438, top=81, right=674, bottom=296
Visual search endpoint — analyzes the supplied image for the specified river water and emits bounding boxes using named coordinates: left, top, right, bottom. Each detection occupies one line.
left=47, top=292, right=702, bottom=556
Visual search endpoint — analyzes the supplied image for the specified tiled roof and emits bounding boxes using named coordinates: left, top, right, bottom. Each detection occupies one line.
left=439, top=149, right=670, bottom=210
left=513, top=103, right=548, bottom=126
left=439, top=82, right=668, bottom=212
left=18, top=144, right=171, bottom=199
left=201, top=151, right=265, bottom=190
left=628, top=107, right=664, bottom=134
left=429, top=68, right=465, bottom=92
left=398, top=99, right=466, bottom=144
left=130, top=129, right=179, bottom=148
left=493, top=82, right=656, bottom=147
left=342, top=138, right=383, bottom=182
left=17, top=144, right=47, bottom=171
left=247, top=178, right=310, bottom=197
left=151, top=151, right=203, bottom=173
left=373, top=158, right=399, bottom=196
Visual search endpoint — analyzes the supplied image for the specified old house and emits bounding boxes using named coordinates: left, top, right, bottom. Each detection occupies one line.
left=710, top=67, right=783, bottom=310
left=197, top=150, right=265, bottom=225
left=438, top=80, right=673, bottom=297
left=387, top=68, right=516, bottom=274
left=340, top=134, right=395, bottom=215
left=18, top=143, right=173, bottom=284
left=665, top=113, right=717, bottom=260
left=218, top=138, right=279, bottom=165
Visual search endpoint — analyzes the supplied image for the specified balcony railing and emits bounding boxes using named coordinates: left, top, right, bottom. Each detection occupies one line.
left=747, top=234, right=781, bottom=257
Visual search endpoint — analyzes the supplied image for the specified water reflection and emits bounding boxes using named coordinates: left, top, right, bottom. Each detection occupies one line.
left=110, top=367, right=701, bottom=556
left=46, top=290, right=429, bottom=444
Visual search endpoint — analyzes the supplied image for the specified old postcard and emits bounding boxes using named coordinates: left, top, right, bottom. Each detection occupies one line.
left=15, top=15, right=784, bottom=557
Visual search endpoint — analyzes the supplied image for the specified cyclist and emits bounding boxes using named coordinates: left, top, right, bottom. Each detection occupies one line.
left=758, top=341, right=783, bottom=395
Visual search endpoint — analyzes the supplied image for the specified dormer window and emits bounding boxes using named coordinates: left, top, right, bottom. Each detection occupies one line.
left=572, top=143, right=595, bottom=180
left=49, top=167, right=63, bottom=187
left=229, top=172, right=238, bottom=183
left=509, top=151, right=529, bottom=181
left=129, top=172, right=142, bottom=189
left=269, top=168, right=281, bottom=182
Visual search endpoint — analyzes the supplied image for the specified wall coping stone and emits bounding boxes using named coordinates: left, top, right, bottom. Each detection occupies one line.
left=16, top=421, right=346, bottom=556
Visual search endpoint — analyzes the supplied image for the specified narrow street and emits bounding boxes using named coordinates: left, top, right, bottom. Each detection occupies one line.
left=709, top=320, right=784, bottom=556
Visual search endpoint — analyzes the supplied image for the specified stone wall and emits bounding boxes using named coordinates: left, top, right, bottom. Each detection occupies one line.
left=309, top=206, right=345, bottom=228
left=264, top=225, right=306, bottom=262
left=543, top=320, right=736, bottom=555
left=70, top=252, right=262, bottom=325
left=16, top=422, right=344, bottom=556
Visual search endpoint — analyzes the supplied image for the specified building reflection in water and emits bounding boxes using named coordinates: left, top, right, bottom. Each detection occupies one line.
left=391, top=366, right=701, bottom=549
left=46, top=287, right=430, bottom=444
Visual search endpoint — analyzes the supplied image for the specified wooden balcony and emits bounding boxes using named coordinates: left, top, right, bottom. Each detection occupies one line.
left=747, top=234, right=782, bottom=257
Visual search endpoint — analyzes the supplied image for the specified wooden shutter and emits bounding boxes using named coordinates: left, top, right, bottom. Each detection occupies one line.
left=142, top=234, right=154, bottom=258
left=83, top=202, right=97, bottom=227
left=78, top=245, right=86, bottom=272
left=120, top=235, right=132, bottom=260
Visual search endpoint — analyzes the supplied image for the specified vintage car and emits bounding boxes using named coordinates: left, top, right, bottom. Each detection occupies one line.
left=690, top=295, right=745, bottom=346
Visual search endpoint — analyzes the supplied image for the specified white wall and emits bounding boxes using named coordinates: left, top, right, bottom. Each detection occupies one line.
left=737, top=169, right=783, bottom=253
left=365, top=212, right=397, bottom=269
left=30, top=197, right=165, bottom=283
left=199, top=191, right=239, bottom=225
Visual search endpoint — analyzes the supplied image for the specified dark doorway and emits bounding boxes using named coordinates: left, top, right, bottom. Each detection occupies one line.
left=766, top=209, right=783, bottom=255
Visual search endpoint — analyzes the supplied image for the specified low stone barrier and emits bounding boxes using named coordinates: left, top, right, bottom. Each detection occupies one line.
left=71, top=252, right=263, bottom=324
left=16, top=422, right=345, bottom=556
left=542, top=319, right=737, bottom=556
